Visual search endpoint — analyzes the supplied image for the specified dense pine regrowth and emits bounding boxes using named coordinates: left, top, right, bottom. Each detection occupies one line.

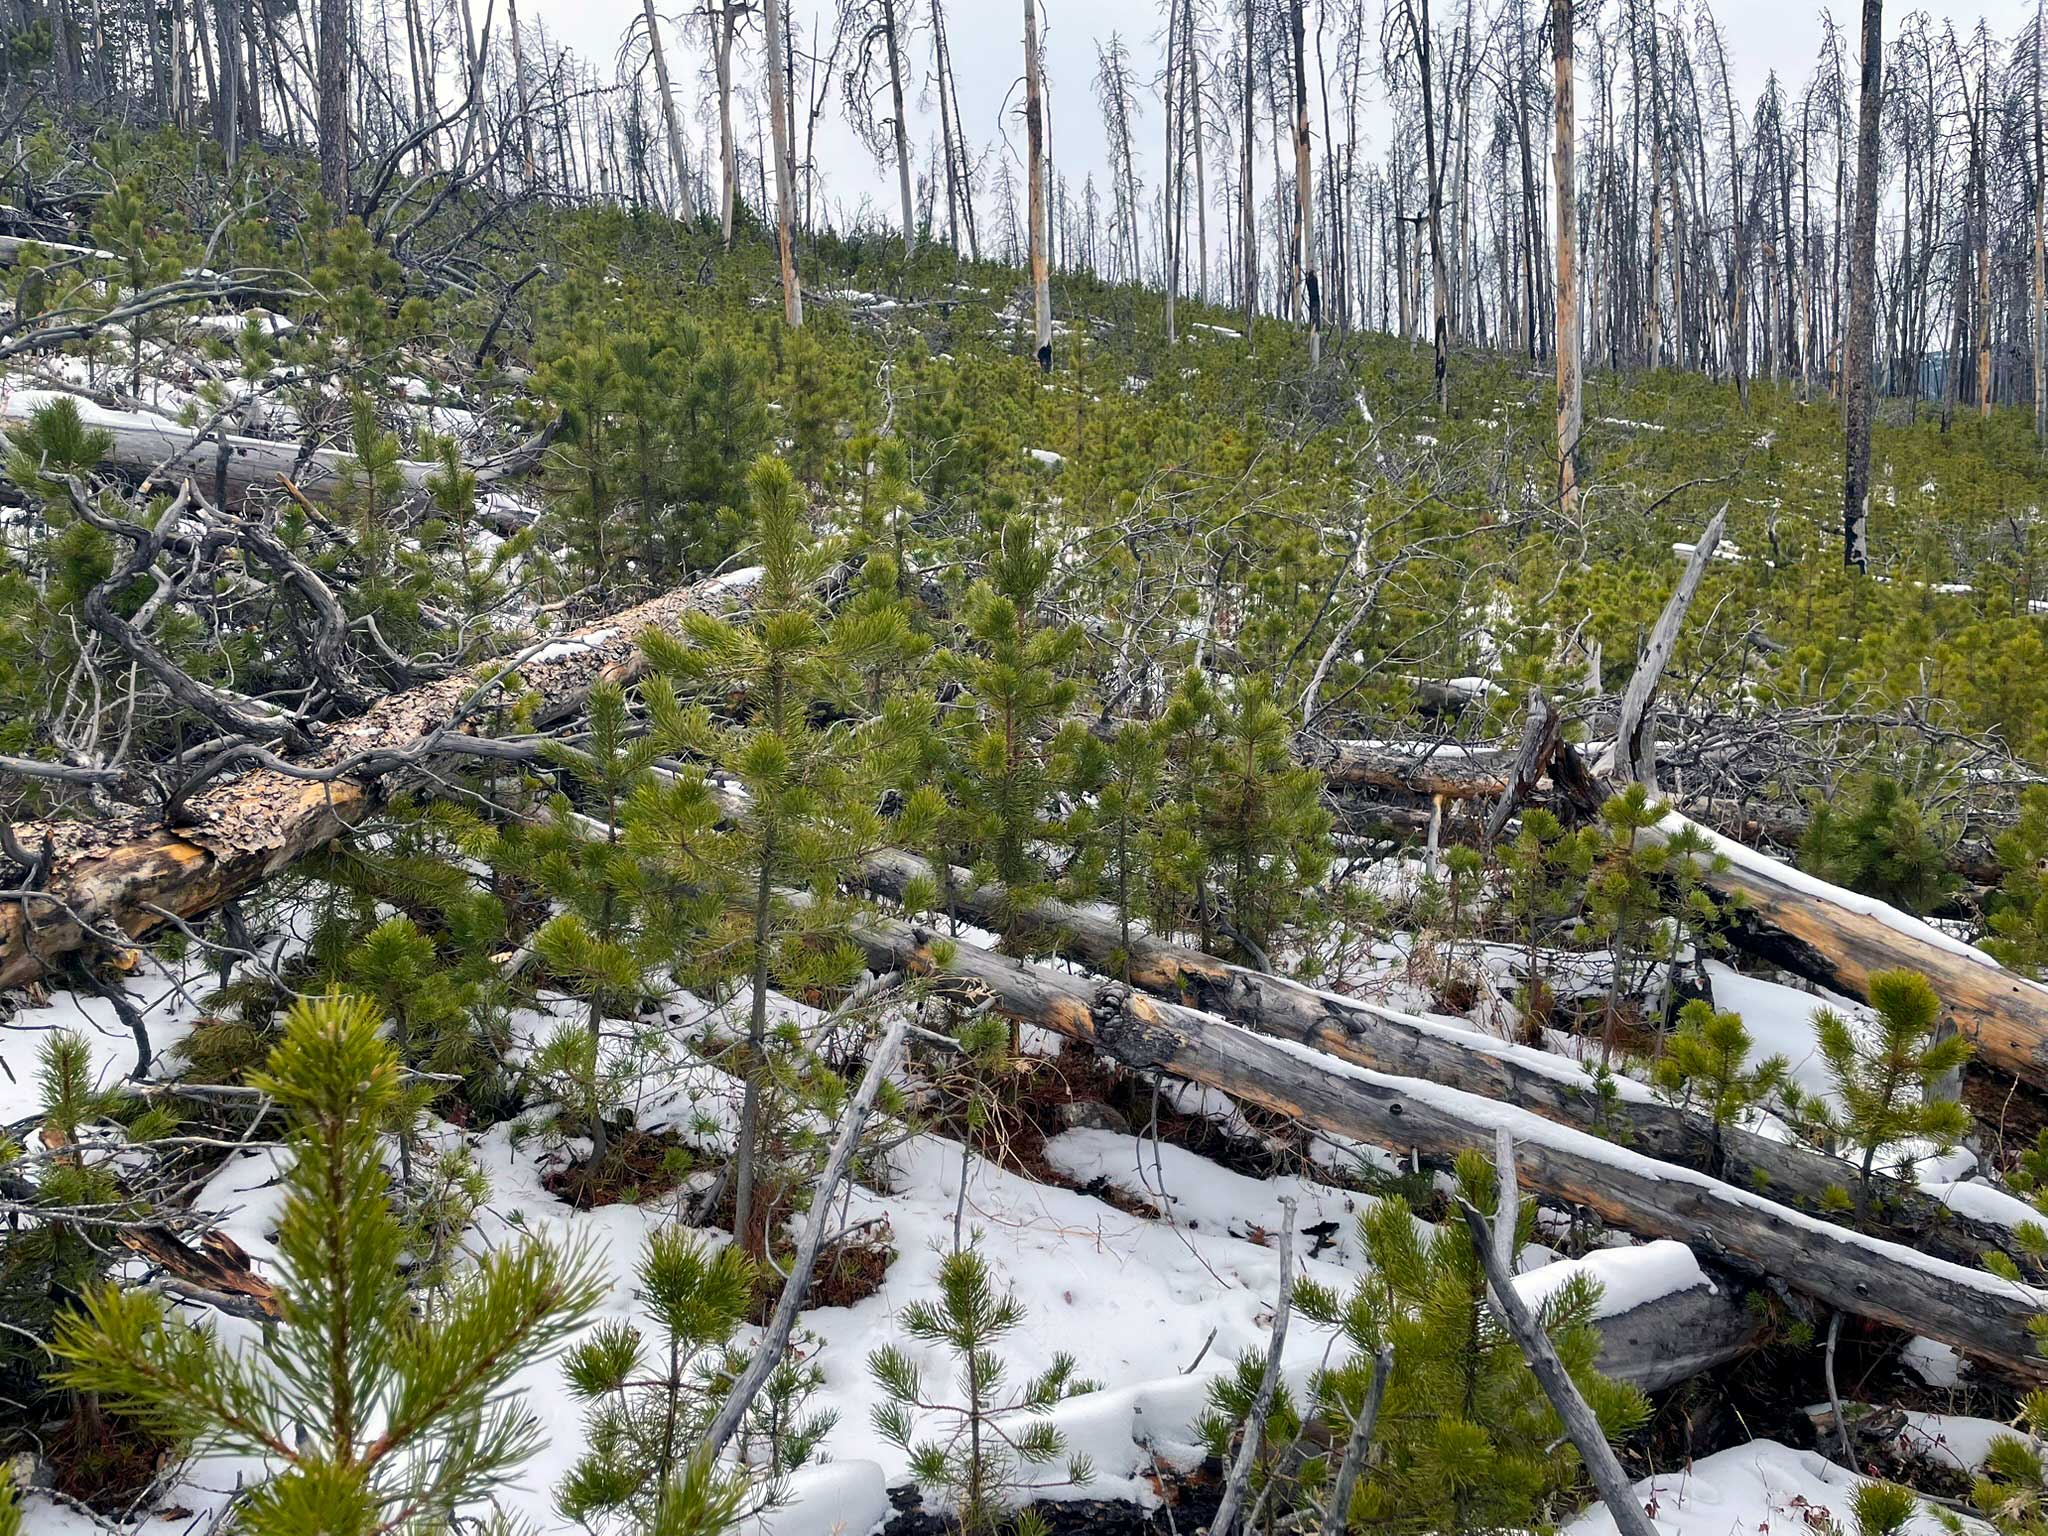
left=3, top=16, right=2048, bottom=1528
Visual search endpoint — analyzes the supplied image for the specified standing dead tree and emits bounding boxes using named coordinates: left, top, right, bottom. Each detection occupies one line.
left=841, top=0, right=917, bottom=257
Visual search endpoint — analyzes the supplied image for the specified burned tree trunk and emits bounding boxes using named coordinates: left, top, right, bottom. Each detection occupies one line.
left=1552, top=0, right=1581, bottom=514
left=1025, top=0, right=1052, bottom=370
left=764, top=0, right=803, bottom=326
left=317, top=0, right=349, bottom=205
left=1840, top=0, right=1882, bottom=570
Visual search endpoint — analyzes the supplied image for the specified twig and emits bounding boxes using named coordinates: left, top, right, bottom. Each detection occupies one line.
left=1209, top=1197, right=1296, bottom=1536
left=1319, top=1344, right=1393, bottom=1536
left=1824, top=1312, right=1855, bottom=1469
left=700, top=995, right=909, bottom=1460
left=1456, top=1137, right=1655, bottom=1536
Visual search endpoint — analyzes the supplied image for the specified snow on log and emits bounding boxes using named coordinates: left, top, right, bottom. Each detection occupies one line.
left=1308, top=738, right=2048, bottom=1089
left=847, top=848, right=2033, bottom=1271
left=1668, top=812, right=2048, bottom=1090
left=0, top=388, right=557, bottom=507
left=0, top=569, right=761, bottom=989
left=1516, top=1241, right=1760, bottom=1393
left=852, top=915, right=2048, bottom=1378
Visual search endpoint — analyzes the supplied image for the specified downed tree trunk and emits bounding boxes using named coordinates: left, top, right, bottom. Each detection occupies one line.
left=1310, top=737, right=2004, bottom=880
left=1678, top=814, right=2048, bottom=1090
left=846, top=848, right=2035, bottom=1273
left=1308, top=738, right=2048, bottom=1087
left=854, top=915, right=2048, bottom=1378
left=0, top=389, right=558, bottom=508
left=0, top=569, right=761, bottom=989
left=1582, top=1263, right=1760, bottom=1392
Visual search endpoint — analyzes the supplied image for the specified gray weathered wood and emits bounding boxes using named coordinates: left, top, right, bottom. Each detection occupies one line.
left=850, top=918, right=2048, bottom=1378
left=1613, top=506, right=1725, bottom=785
left=1461, top=1155, right=1657, bottom=1536
left=844, top=847, right=2031, bottom=1272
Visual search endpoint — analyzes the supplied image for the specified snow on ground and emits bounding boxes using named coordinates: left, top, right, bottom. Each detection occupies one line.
left=1565, top=1440, right=1980, bottom=1536
left=18, top=987, right=1400, bottom=1534
left=0, top=955, right=214, bottom=1123
left=1896, top=1411, right=2014, bottom=1474
left=1702, top=960, right=1854, bottom=1110
left=19, top=965, right=1715, bottom=1535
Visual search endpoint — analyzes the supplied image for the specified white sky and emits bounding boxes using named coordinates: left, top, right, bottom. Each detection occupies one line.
left=517, top=0, right=2038, bottom=234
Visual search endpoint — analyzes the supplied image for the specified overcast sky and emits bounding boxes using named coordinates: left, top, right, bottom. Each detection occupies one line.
left=517, top=0, right=2039, bottom=234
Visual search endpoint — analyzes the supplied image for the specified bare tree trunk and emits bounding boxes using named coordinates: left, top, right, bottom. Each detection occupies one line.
left=1553, top=0, right=1580, bottom=514
left=1841, top=0, right=1882, bottom=571
left=1291, top=0, right=1319, bottom=365
left=1643, top=0, right=1664, bottom=365
left=764, top=0, right=802, bottom=324
left=1190, top=0, right=1208, bottom=305
left=214, top=0, right=239, bottom=163
left=1974, top=43, right=1992, bottom=417
left=2036, top=0, right=2046, bottom=447
left=316, top=0, right=348, bottom=205
left=1409, top=0, right=1451, bottom=410
left=508, top=0, right=535, bottom=184
left=1026, top=0, right=1051, bottom=369
left=1241, top=0, right=1255, bottom=331
left=1164, top=0, right=1180, bottom=342
left=643, top=0, right=695, bottom=218
left=716, top=1, right=738, bottom=246
left=883, top=0, right=915, bottom=257
left=933, top=0, right=963, bottom=251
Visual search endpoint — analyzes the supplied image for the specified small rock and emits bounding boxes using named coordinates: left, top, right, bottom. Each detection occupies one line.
left=1056, top=1099, right=1130, bottom=1134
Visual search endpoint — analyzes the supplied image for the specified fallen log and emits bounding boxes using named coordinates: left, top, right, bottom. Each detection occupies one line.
left=0, top=388, right=558, bottom=508
left=1580, top=1261, right=1761, bottom=1392
left=854, top=916, right=2048, bottom=1378
left=1311, top=736, right=2004, bottom=880
left=1674, top=814, right=2048, bottom=1091
left=1308, top=738, right=2048, bottom=1087
left=0, top=568, right=761, bottom=989
left=847, top=849, right=2035, bottom=1272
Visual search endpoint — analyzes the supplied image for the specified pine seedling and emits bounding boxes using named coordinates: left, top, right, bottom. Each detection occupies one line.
left=1985, top=787, right=2048, bottom=978
left=1193, top=1349, right=1312, bottom=1522
left=938, top=513, right=1089, bottom=919
left=0, top=1032, right=132, bottom=1425
left=1199, top=676, right=1334, bottom=967
left=501, top=679, right=670, bottom=1175
left=1066, top=718, right=1166, bottom=980
left=1652, top=1000, right=1789, bottom=1175
left=51, top=993, right=606, bottom=1536
left=868, top=1248, right=1097, bottom=1532
left=1799, top=776, right=1957, bottom=916
left=1971, top=1392, right=2048, bottom=1535
left=1852, top=1481, right=1922, bottom=1536
left=1498, top=808, right=1593, bottom=1040
left=632, top=450, right=927, bottom=1257
left=1580, top=784, right=1731, bottom=1059
left=1814, top=968, right=1970, bottom=1211
left=1292, top=1149, right=1647, bottom=1535
left=559, top=1227, right=832, bottom=1531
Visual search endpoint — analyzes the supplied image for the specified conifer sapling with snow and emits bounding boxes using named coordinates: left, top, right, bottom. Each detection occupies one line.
left=49, top=993, right=607, bottom=1536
